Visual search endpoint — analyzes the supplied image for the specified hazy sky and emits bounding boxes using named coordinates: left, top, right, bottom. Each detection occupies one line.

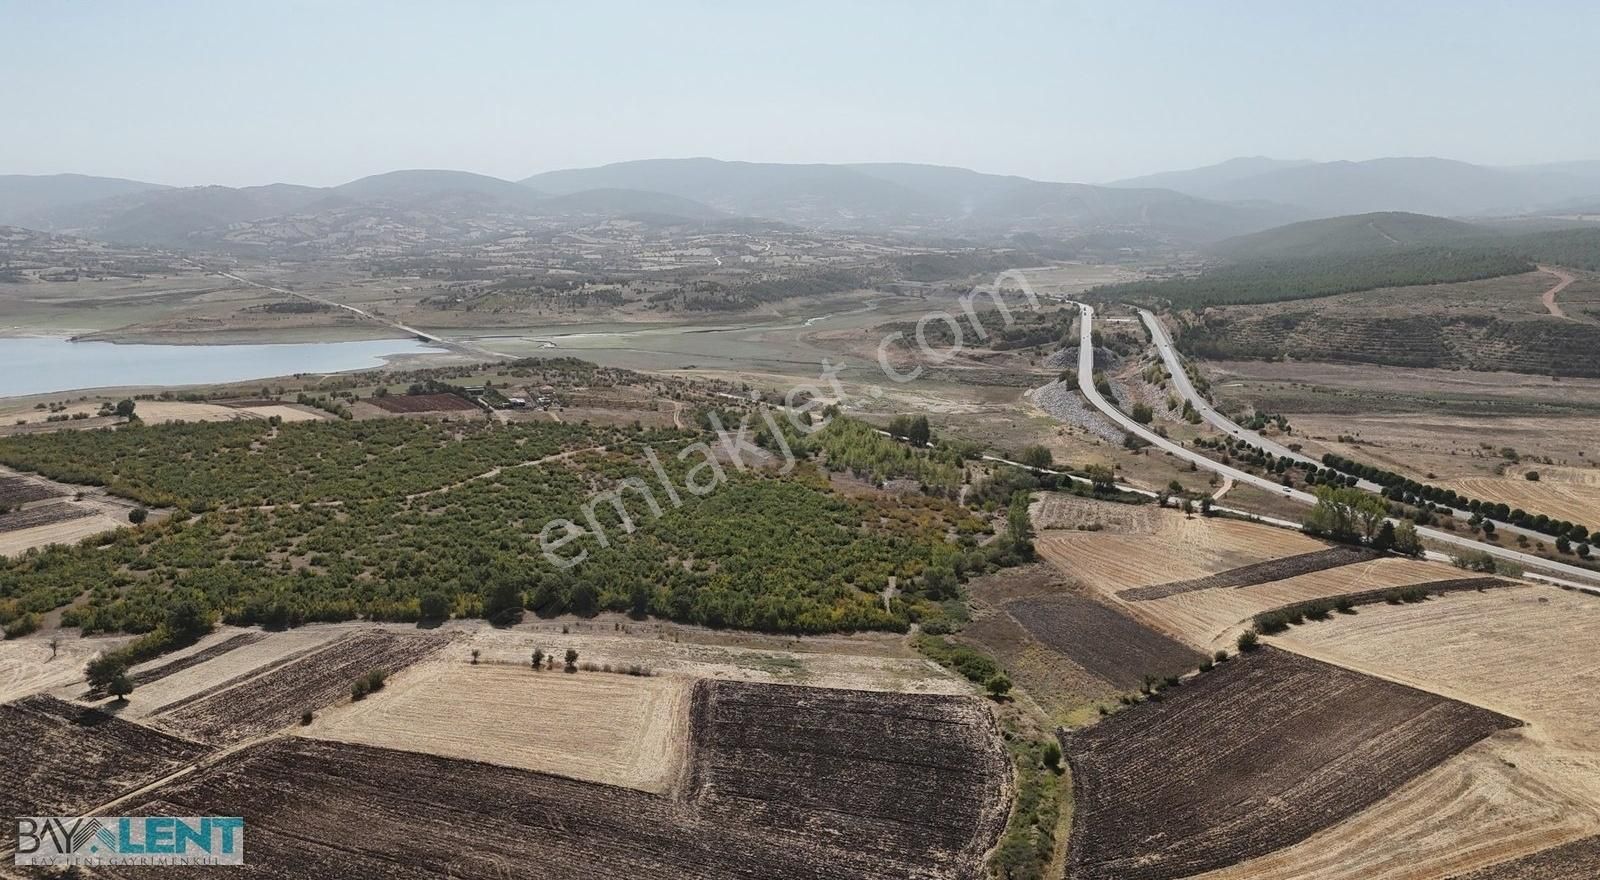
left=4, top=1, right=1597, bottom=187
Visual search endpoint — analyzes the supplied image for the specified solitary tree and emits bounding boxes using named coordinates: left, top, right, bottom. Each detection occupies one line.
left=564, top=648, right=579, bottom=673
left=48, top=635, right=60, bottom=660
left=532, top=648, right=545, bottom=669
left=107, top=672, right=133, bottom=702
left=114, top=399, right=137, bottom=420
left=128, top=507, right=148, bottom=525
left=470, top=649, right=480, bottom=665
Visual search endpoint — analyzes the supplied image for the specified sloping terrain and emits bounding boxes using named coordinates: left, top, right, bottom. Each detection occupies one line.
left=96, top=680, right=1009, bottom=880
left=1204, top=585, right=1600, bottom=879
left=1061, top=647, right=1517, bottom=880
left=0, top=695, right=207, bottom=819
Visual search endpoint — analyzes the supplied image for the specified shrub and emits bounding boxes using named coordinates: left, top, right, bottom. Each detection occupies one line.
left=128, top=507, right=148, bottom=525
left=300, top=710, right=314, bottom=726
left=985, top=674, right=1013, bottom=699
left=1213, top=649, right=1229, bottom=662
left=1236, top=630, right=1260, bottom=652
left=1198, top=657, right=1215, bottom=672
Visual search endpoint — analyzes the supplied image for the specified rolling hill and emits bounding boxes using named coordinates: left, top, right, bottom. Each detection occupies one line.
left=523, top=158, right=1292, bottom=239
left=1112, top=157, right=1600, bottom=218
left=1210, top=212, right=1495, bottom=260
left=0, top=174, right=170, bottom=226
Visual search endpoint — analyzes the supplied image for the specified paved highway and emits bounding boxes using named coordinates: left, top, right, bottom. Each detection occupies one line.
left=1069, top=302, right=1600, bottom=586
left=1134, top=306, right=1567, bottom=549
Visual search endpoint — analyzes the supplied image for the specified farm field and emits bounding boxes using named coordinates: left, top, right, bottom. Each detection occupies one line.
left=1205, top=585, right=1600, bottom=879
left=0, top=631, right=134, bottom=702
left=361, top=392, right=481, bottom=414
left=958, top=563, right=1127, bottom=721
left=1119, top=545, right=1376, bottom=600
left=308, top=660, right=692, bottom=792
left=1004, top=593, right=1204, bottom=690
left=1124, top=555, right=1467, bottom=648
left=1061, top=647, right=1517, bottom=880
left=1284, top=413, right=1600, bottom=485
left=1448, top=835, right=1600, bottom=879
left=118, top=625, right=346, bottom=719
left=0, top=508, right=125, bottom=557
left=97, top=680, right=1009, bottom=880
left=123, top=631, right=268, bottom=689
left=1034, top=508, right=1325, bottom=594
left=0, top=695, right=207, bottom=820
left=1436, top=470, right=1600, bottom=528
left=0, top=502, right=93, bottom=533
left=0, top=473, right=63, bottom=506
left=152, top=629, right=449, bottom=744
left=456, top=619, right=968, bottom=695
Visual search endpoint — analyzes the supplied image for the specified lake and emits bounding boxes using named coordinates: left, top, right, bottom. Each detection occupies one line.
left=0, top=336, right=447, bottom=399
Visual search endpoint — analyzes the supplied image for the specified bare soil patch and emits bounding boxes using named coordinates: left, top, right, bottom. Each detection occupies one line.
left=1450, top=834, right=1600, bottom=879
left=1061, top=647, right=1518, bottom=880
left=0, top=501, right=94, bottom=533
left=366, top=392, right=479, bottom=413
left=0, top=695, right=207, bottom=820
left=308, top=661, right=691, bottom=793
left=0, top=474, right=63, bottom=506
left=1005, top=594, right=1204, bottom=690
left=1120, top=545, right=1376, bottom=600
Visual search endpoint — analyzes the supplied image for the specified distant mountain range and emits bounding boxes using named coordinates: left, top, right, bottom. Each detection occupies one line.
left=2, top=155, right=1597, bottom=254
left=0, top=161, right=1299, bottom=251
left=1110, top=157, right=1600, bottom=218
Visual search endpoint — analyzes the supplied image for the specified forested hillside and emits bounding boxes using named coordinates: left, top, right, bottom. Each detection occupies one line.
left=1090, top=247, right=1532, bottom=308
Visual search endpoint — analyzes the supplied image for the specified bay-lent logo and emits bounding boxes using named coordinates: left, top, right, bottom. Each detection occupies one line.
left=16, top=817, right=244, bottom=866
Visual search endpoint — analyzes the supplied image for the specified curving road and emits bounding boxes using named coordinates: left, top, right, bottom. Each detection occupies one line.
left=1067, top=302, right=1600, bottom=587
left=1134, top=306, right=1565, bottom=548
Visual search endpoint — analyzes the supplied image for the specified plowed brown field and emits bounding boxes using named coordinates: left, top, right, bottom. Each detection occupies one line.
left=1061, top=647, right=1517, bottom=880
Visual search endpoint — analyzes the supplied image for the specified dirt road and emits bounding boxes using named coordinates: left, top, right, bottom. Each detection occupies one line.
left=1539, top=265, right=1575, bottom=318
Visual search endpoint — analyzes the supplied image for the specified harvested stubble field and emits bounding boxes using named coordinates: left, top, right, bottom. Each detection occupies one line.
left=1004, top=594, right=1204, bottom=690
left=1437, top=470, right=1600, bottom=529
left=0, top=511, right=125, bottom=558
left=457, top=621, right=968, bottom=695
left=1203, top=586, right=1600, bottom=880
left=1123, top=555, right=1465, bottom=648
left=1030, top=491, right=1159, bottom=532
left=1119, top=545, right=1375, bottom=600
left=308, top=660, right=692, bottom=792
left=0, top=695, right=207, bottom=820
left=121, top=626, right=343, bottom=720
left=126, top=632, right=268, bottom=688
left=1034, top=509, right=1325, bottom=595
left=153, top=629, right=448, bottom=744
left=0, top=632, right=133, bottom=703
left=1061, top=647, right=1518, bottom=880
left=99, top=680, right=1009, bottom=880
left=1447, top=835, right=1600, bottom=879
